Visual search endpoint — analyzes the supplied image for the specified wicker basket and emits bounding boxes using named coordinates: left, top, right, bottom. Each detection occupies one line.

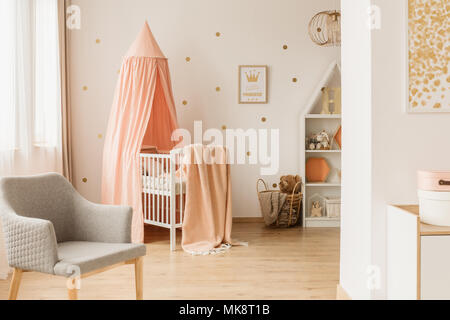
left=257, top=179, right=303, bottom=228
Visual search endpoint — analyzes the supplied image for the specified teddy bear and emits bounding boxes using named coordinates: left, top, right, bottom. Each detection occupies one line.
left=279, top=175, right=302, bottom=194
left=310, top=201, right=323, bottom=218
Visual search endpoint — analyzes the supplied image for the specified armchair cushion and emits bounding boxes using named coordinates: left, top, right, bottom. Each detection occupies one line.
left=53, top=242, right=146, bottom=277
left=70, top=201, right=133, bottom=244
left=1, top=214, right=58, bottom=275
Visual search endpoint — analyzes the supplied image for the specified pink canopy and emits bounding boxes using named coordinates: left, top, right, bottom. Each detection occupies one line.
left=101, top=22, right=179, bottom=243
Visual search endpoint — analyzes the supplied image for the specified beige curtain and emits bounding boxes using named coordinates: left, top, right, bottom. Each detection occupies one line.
left=0, top=0, right=72, bottom=279
left=58, top=0, right=73, bottom=182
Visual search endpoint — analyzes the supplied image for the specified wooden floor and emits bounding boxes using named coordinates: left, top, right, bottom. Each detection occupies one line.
left=0, top=223, right=340, bottom=300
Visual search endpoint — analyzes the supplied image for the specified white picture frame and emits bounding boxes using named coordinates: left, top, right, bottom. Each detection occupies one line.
left=239, top=65, right=268, bottom=104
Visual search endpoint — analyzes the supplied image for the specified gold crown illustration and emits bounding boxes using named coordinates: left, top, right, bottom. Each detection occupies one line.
left=246, top=71, right=260, bottom=83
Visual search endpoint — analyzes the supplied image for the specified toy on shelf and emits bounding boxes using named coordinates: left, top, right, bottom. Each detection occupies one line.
left=321, top=87, right=331, bottom=114
left=321, top=87, right=342, bottom=115
left=308, top=193, right=326, bottom=218
left=311, top=201, right=323, bottom=217
left=307, top=130, right=330, bottom=151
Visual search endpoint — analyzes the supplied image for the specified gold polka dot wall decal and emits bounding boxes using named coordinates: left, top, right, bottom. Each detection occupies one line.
left=98, top=134, right=103, bottom=139
left=186, top=57, right=191, bottom=62
left=434, top=103, right=442, bottom=109
left=292, top=77, right=298, bottom=83
left=216, top=87, right=221, bottom=92
left=283, top=45, right=288, bottom=50
left=216, top=32, right=221, bottom=37
left=222, top=125, right=227, bottom=130
left=82, top=86, right=88, bottom=91
left=261, top=117, right=267, bottom=123
left=82, top=178, right=88, bottom=183
left=182, top=100, right=188, bottom=106
left=96, top=39, right=101, bottom=44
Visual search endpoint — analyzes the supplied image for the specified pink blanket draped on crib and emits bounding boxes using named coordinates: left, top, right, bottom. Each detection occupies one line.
left=181, top=145, right=233, bottom=254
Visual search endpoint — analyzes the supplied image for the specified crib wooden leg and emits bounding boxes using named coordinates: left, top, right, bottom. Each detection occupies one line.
left=170, top=227, right=176, bottom=252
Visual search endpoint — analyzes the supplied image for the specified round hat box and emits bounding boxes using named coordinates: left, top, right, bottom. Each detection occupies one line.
left=418, top=189, right=450, bottom=226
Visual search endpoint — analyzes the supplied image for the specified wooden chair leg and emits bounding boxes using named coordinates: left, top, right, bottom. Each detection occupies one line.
left=67, top=278, right=79, bottom=300
left=134, top=257, right=143, bottom=300
left=8, top=268, right=23, bottom=300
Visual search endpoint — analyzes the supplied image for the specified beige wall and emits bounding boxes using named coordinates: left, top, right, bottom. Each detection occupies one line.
left=68, top=0, right=340, bottom=217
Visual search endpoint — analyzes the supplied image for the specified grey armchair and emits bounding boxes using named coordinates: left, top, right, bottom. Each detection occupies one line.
left=0, top=173, right=146, bottom=300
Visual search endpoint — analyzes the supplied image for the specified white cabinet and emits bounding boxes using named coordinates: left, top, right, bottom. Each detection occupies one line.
left=387, top=205, right=450, bottom=300
left=421, top=236, right=450, bottom=300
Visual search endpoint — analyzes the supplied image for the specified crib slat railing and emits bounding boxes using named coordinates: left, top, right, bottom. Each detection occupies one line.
left=140, top=151, right=185, bottom=228
left=152, top=157, right=155, bottom=221
left=157, top=158, right=160, bottom=223
left=170, top=153, right=176, bottom=226
left=144, top=156, right=147, bottom=221
left=166, top=157, right=170, bottom=224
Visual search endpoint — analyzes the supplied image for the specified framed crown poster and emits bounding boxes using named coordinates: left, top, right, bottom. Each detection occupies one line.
left=239, top=65, right=268, bottom=104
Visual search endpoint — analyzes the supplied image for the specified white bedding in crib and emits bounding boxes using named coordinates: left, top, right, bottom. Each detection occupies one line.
left=142, top=175, right=186, bottom=194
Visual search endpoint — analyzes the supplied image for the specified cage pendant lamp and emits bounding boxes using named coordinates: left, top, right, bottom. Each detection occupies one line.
left=308, top=10, right=341, bottom=47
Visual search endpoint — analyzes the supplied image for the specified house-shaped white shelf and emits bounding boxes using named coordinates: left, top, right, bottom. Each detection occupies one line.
left=299, top=60, right=342, bottom=228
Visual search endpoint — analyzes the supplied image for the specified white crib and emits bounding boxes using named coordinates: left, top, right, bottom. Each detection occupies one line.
left=140, top=148, right=186, bottom=251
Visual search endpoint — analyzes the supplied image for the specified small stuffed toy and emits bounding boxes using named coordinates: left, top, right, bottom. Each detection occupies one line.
left=321, top=87, right=331, bottom=115
left=279, top=175, right=302, bottom=194
left=311, top=201, right=323, bottom=217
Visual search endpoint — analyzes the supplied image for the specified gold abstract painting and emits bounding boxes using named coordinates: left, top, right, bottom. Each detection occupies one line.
left=409, top=0, right=449, bottom=112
